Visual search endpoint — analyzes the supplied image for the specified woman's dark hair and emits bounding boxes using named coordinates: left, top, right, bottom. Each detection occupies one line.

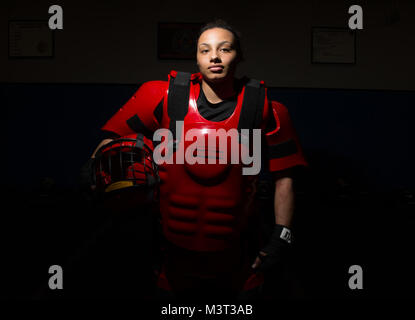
left=196, top=19, right=244, bottom=63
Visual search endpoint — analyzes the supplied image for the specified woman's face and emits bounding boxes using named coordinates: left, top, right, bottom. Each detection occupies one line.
left=196, top=27, right=239, bottom=83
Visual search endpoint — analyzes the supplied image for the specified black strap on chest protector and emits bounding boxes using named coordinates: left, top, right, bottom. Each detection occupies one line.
left=237, top=78, right=266, bottom=145
left=167, top=72, right=192, bottom=145
left=237, top=78, right=265, bottom=131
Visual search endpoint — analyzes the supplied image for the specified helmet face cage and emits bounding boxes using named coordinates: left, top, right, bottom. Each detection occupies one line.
left=94, top=135, right=159, bottom=194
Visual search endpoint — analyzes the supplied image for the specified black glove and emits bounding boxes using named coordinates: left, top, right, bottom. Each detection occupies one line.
left=253, top=224, right=292, bottom=274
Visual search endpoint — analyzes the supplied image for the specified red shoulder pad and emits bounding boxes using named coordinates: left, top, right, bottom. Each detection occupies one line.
left=265, top=101, right=308, bottom=172
left=101, top=80, right=167, bottom=137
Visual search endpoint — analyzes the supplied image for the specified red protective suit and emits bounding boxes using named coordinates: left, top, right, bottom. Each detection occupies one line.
left=102, top=70, right=308, bottom=295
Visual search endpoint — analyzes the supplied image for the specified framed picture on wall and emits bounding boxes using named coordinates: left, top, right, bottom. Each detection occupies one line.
left=9, top=20, right=54, bottom=58
left=311, top=27, right=356, bottom=64
left=157, top=22, right=204, bottom=60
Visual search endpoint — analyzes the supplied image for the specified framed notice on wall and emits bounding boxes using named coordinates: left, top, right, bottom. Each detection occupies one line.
left=311, top=27, right=356, bottom=64
left=9, top=20, right=54, bottom=58
left=157, top=22, right=204, bottom=60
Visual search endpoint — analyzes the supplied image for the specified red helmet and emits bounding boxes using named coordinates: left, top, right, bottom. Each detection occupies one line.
left=94, top=133, right=159, bottom=205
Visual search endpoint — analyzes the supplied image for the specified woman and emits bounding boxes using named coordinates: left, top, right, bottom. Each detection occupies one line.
left=87, top=19, right=308, bottom=299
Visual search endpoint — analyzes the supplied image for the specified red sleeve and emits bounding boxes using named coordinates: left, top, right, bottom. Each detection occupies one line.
left=101, top=80, right=167, bottom=137
left=264, top=100, right=308, bottom=172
